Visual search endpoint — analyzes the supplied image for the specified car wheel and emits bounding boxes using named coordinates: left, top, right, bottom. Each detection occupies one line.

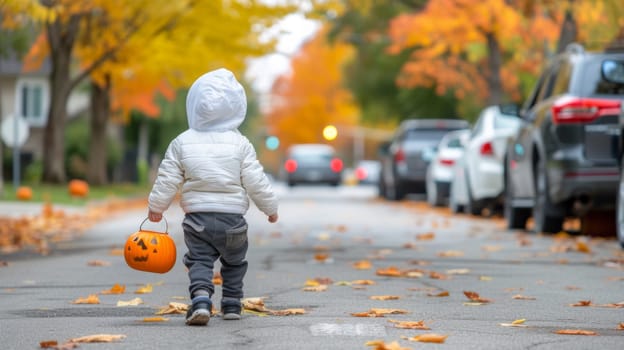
left=504, top=166, right=530, bottom=230
left=449, top=184, right=464, bottom=214
left=533, top=158, right=563, bottom=234
left=465, top=174, right=483, bottom=216
left=616, top=164, right=624, bottom=248
left=427, top=180, right=443, bottom=207
left=378, top=178, right=386, bottom=198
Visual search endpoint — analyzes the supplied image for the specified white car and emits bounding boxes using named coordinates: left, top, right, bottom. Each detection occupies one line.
left=426, top=129, right=471, bottom=206
left=461, top=105, right=521, bottom=215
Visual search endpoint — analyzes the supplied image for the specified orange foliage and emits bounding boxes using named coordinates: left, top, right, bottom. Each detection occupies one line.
left=266, top=25, right=359, bottom=150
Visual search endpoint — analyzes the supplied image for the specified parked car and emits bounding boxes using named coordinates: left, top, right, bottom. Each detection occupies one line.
left=461, top=105, right=522, bottom=215
left=378, top=118, right=471, bottom=200
left=282, top=144, right=343, bottom=187
left=505, top=43, right=624, bottom=234
left=425, top=129, right=471, bottom=206
left=354, top=160, right=381, bottom=185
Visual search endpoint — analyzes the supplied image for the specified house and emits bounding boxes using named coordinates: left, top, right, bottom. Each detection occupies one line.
left=0, top=52, right=89, bottom=160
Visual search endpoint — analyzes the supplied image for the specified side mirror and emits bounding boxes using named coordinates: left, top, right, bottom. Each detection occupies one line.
left=601, top=60, right=624, bottom=84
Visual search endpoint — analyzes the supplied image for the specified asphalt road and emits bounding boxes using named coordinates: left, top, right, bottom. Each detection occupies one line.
left=1, top=184, right=623, bottom=350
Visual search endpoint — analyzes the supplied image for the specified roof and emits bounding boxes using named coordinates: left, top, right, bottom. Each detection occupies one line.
left=0, top=52, right=50, bottom=77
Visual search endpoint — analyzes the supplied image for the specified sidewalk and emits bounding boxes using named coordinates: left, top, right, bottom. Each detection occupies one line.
left=0, top=200, right=85, bottom=218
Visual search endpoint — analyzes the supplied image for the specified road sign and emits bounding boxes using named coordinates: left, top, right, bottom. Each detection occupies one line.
left=1, top=115, right=29, bottom=147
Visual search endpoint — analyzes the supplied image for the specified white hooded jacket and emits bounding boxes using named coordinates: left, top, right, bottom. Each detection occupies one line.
left=148, top=68, right=278, bottom=217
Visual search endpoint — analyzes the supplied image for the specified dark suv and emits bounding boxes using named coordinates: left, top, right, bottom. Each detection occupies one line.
left=378, top=118, right=470, bottom=200
left=504, top=43, right=624, bottom=234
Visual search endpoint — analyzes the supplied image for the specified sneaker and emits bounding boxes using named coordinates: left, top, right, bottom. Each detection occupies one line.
left=186, top=296, right=212, bottom=326
left=221, top=300, right=242, bottom=320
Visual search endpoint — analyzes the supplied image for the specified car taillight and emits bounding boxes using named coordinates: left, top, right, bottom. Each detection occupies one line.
left=394, top=148, right=405, bottom=163
left=330, top=158, right=343, bottom=172
left=355, top=167, right=367, bottom=180
left=439, top=158, right=455, bottom=166
left=551, top=97, right=621, bottom=124
left=480, top=141, right=494, bottom=156
left=284, top=159, right=297, bottom=173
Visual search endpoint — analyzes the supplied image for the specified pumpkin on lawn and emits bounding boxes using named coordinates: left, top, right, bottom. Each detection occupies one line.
left=68, top=179, right=89, bottom=198
left=124, top=218, right=176, bottom=274
left=16, top=186, right=33, bottom=201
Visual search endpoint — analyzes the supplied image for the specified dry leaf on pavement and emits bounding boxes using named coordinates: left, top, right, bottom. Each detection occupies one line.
left=352, top=260, right=373, bottom=270
left=134, top=284, right=153, bottom=294
left=213, top=273, right=223, bottom=285
left=500, top=319, right=528, bottom=327
left=142, top=317, right=168, bottom=322
left=427, top=291, right=449, bottom=297
left=437, top=250, right=464, bottom=257
left=416, top=232, right=435, bottom=241
left=446, top=268, right=470, bottom=275
left=302, top=285, right=328, bottom=292
left=117, top=298, right=143, bottom=307
left=271, top=308, right=306, bottom=316
left=155, top=302, right=189, bottom=315
left=617, top=322, right=624, bottom=330
left=389, top=319, right=430, bottom=330
left=352, top=308, right=409, bottom=317
left=463, top=291, right=492, bottom=303
left=241, top=297, right=305, bottom=316
left=376, top=266, right=402, bottom=277
left=69, top=334, right=126, bottom=343
left=406, top=333, right=448, bottom=343
left=87, top=260, right=110, bottom=267
left=72, top=294, right=100, bottom=304
left=101, top=284, right=125, bottom=294
left=570, top=300, right=593, bottom=307
left=365, top=340, right=411, bottom=350
left=554, top=329, right=598, bottom=336
left=370, top=295, right=400, bottom=300
left=512, top=294, right=536, bottom=300
left=352, top=280, right=376, bottom=285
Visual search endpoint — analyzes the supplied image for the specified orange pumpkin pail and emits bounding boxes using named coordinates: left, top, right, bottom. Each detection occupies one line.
left=124, top=218, right=176, bottom=274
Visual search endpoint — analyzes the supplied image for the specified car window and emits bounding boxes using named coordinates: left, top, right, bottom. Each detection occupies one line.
left=446, top=137, right=463, bottom=148
left=404, top=129, right=453, bottom=143
left=522, top=67, right=550, bottom=113
left=536, top=61, right=559, bottom=102
left=494, top=113, right=521, bottom=130
left=551, top=60, right=572, bottom=96
left=580, top=58, right=624, bottom=96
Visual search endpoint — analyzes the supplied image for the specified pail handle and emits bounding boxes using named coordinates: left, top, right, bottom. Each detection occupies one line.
left=139, top=217, right=169, bottom=234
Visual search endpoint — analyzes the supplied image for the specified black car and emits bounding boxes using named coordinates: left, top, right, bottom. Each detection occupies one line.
left=282, top=144, right=343, bottom=187
left=505, top=43, right=624, bottom=234
left=378, top=118, right=470, bottom=200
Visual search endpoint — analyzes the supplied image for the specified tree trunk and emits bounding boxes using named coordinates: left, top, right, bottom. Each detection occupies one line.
left=556, top=8, right=577, bottom=54
left=137, top=119, right=149, bottom=186
left=485, top=32, right=503, bottom=106
left=42, top=46, right=71, bottom=184
left=87, top=76, right=110, bottom=185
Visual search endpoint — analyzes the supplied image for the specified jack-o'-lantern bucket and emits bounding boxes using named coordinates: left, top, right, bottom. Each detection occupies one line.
left=124, top=218, right=176, bottom=273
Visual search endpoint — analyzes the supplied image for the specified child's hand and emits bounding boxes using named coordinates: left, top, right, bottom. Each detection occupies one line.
left=268, top=213, right=278, bottom=223
left=148, top=210, right=162, bottom=222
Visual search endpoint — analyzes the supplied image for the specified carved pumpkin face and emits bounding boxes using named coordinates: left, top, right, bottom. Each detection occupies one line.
left=124, top=230, right=176, bottom=273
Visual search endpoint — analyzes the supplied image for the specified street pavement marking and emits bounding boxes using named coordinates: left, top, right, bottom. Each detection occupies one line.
left=309, top=323, right=386, bottom=336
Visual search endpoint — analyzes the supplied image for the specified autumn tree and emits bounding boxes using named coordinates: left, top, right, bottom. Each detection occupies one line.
left=20, top=0, right=295, bottom=184
left=267, top=25, right=359, bottom=153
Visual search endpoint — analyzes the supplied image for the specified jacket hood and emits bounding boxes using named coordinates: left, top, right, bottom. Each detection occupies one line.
left=186, top=68, right=247, bottom=132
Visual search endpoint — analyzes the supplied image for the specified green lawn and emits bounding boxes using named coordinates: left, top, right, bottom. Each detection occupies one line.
left=2, top=182, right=151, bottom=205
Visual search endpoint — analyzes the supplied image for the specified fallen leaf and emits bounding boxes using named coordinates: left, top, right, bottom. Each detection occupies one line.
left=39, top=340, right=58, bottom=348
left=446, top=268, right=470, bottom=275
left=302, top=285, right=328, bottom=292
left=314, top=253, right=330, bottom=262
left=351, top=308, right=409, bottom=317
left=109, top=248, right=124, bottom=256
left=117, top=298, right=143, bottom=307
left=408, top=333, right=448, bottom=343
left=213, top=273, right=223, bottom=285
left=365, top=340, right=411, bottom=350
left=554, top=329, right=598, bottom=336
left=575, top=240, right=591, bottom=254
left=134, top=284, right=153, bottom=294
left=512, top=294, right=536, bottom=300
left=429, top=271, right=449, bottom=280
left=271, top=308, right=306, bottom=316
left=404, top=270, right=424, bottom=278
left=0, top=261, right=8, bottom=267
left=370, top=295, right=400, bottom=300
left=500, top=318, right=528, bottom=327
left=437, top=250, right=464, bottom=257
left=427, top=291, right=449, bottom=297
left=69, top=334, right=126, bottom=343
left=376, top=266, right=402, bottom=277
left=389, top=319, right=430, bottom=330
left=352, top=260, right=373, bottom=270
left=142, top=317, right=168, bottom=322
left=463, top=291, right=492, bottom=303
left=565, top=286, right=581, bottom=290
left=416, top=232, right=435, bottom=241
left=155, top=302, right=189, bottom=315
left=352, top=280, right=376, bottom=285
left=481, top=245, right=503, bottom=252
left=479, top=276, right=493, bottom=281
left=87, top=260, right=111, bottom=267
left=72, top=294, right=100, bottom=304
left=617, top=322, right=624, bottom=330
left=101, top=284, right=125, bottom=294
left=570, top=300, right=593, bottom=307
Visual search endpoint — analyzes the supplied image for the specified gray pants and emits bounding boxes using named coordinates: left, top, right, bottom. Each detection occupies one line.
left=182, top=212, right=248, bottom=299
